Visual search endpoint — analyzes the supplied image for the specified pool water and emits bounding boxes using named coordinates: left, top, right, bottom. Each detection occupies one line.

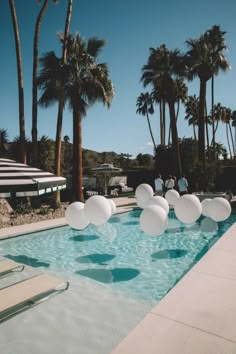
left=0, top=210, right=235, bottom=305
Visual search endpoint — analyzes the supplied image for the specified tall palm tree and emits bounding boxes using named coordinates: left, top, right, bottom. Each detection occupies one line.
left=9, top=0, right=26, bottom=163
left=141, top=44, right=185, bottom=176
left=54, top=0, right=73, bottom=207
left=151, top=84, right=166, bottom=145
left=185, top=35, right=212, bottom=173
left=185, top=95, right=199, bottom=140
left=204, top=26, right=230, bottom=158
left=221, top=107, right=234, bottom=159
left=167, top=79, right=188, bottom=146
left=211, top=102, right=224, bottom=138
left=185, top=26, right=230, bottom=171
left=32, top=0, right=58, bottom=166
left=38, top=34, right=114, bottom=201
left=136, top=92, right=157, bottom=150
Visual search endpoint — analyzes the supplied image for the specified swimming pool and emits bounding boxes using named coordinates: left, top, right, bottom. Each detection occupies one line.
left=1, top=210, right=235, bottom=305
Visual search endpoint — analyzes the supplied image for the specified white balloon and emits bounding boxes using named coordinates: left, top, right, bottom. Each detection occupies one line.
left=108, top=199, right=117, bottom=214
left=135, top=184, right=154, bottom=209
left=84, top=195, right=112, bottom=226
left=174, top=194, right=202, bottom=224
left=65, top=202, right=89, bottom=230
left=136, top=196, right=148, bottom=209
left=145, top=196, right=169, bottom=215
left=201, top=198, right=212, bottom=217
left=208, top=197, right=231, bottom=222
left=140, top=205, right=168, bottom=236
left=165, top=189, right=180, bottom=206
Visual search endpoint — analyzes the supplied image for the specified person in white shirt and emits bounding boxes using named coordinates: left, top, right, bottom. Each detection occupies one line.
left=154, top=174, right=164, bottom=196
left=178, top=175, right=188, bottom=195
left=165, top=175, right=175, bottom=191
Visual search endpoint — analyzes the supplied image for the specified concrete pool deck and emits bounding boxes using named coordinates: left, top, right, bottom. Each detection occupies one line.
left=0, top=197, right=236, bottom=353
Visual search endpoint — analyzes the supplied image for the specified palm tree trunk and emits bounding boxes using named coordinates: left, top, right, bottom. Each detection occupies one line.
left=199, top=78, right=206, bottom=176
left=32, top=0, right=49, bottom=166
left=72, top=109, right=83, bottom=202
left=228, top=123, right=235, bottom=159
left=176, top=100, right=180, bottom=121
left=9, top=0, right=26, bottom=164
left=163, top=100, right=166, bottom=145
left=54, top=0, right=73, bottom=207
left=168, top=120, right=171, bottom=146
left=159, top=102, right=163, bottom=144
left=211, top=76, right=216, bottom=160
left=193, top=125, right=196, bottom=140
left=168, top=99, right=182, bottom=176
left=146, top=112, right=156, bottom=150
left=234, top=126, right=236, bottom=159
left=205, top=101, right=210, bottom=157
left=226, top=124, right=232, bottom=159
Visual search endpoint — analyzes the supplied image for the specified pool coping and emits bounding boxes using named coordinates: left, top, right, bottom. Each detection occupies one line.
left=0, top=205, right=134, bottom=240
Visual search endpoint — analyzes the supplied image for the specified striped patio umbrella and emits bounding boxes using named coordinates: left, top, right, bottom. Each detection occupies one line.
left=0, top=158, right=66, bottom=198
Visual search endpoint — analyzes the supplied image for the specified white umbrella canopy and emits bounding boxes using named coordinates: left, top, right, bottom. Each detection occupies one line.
left=90, top=163, right=122, bottom=195
left=0, top=158, right=66, bottom=198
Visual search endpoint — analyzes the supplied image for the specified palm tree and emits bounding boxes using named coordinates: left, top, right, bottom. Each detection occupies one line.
left=185, top=95, right=199, bottom=140
left=221, top=107, right=234, bottom=159
left=167, top=79, right=188, bottom=146
left=32, top=0, right=58, bottom=166
left=136, top=92, right=157, bottom=150
left=0, top=129, right=9, bottom=157
left=211, top=102, right=224, bottom=137
left=54, top=0, right=73, bottom=207
left=38, top=34, right=114, bottom=201
left=185, top=26, right=230, bottom=171
left=185, top=35, right=212, bottom=173
left=151, top=84, right=166, bottom=145
left=9, top=0, right=26, bottom=163
left=141, top=44, right=185, bottom=176
left=204, top=26, right=230, bottom=158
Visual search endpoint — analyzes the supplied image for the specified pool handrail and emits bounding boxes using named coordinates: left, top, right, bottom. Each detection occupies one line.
left=0, top=273, right=69, bottom=323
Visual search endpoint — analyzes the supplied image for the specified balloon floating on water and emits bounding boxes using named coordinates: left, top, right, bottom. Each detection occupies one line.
left=84, top=195, right=112, bottom=226
left=174, top=194, right=202, bottom=224
left=208, top=197, right=231, bottom=222
left=165, top=189, right=180, bottom=206
left=140, top=205, right=168, bottom=237
left=135, top=183, right=154, bottom=209
left=65, top=202, right=89, bottom=230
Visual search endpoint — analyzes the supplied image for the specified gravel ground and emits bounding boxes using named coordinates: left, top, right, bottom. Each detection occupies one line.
left=0, top=199, right=68, bottom=228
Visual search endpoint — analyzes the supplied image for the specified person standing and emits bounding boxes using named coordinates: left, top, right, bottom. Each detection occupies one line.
left=154, top=174, right=164, bottom=196
left=178, top=175, right=188, bottom=195
left=165, top=175, right=175, bottom=191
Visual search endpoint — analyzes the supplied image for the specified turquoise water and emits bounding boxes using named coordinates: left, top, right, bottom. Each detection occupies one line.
left=0, top=210, right=235, bottom=305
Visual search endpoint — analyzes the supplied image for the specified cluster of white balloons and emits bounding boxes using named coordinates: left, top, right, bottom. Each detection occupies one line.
left=65, top=195, right=116, bottom=230
left=66, top=184, right=232, bottom=235
left=136, top=184, right=169, bottom=237
left=136, top=183, right=231, bottom=237
left=201, top=197, right=231, bottom=222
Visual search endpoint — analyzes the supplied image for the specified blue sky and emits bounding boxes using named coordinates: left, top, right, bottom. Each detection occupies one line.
left=1, top=0, right=236, bottom=158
